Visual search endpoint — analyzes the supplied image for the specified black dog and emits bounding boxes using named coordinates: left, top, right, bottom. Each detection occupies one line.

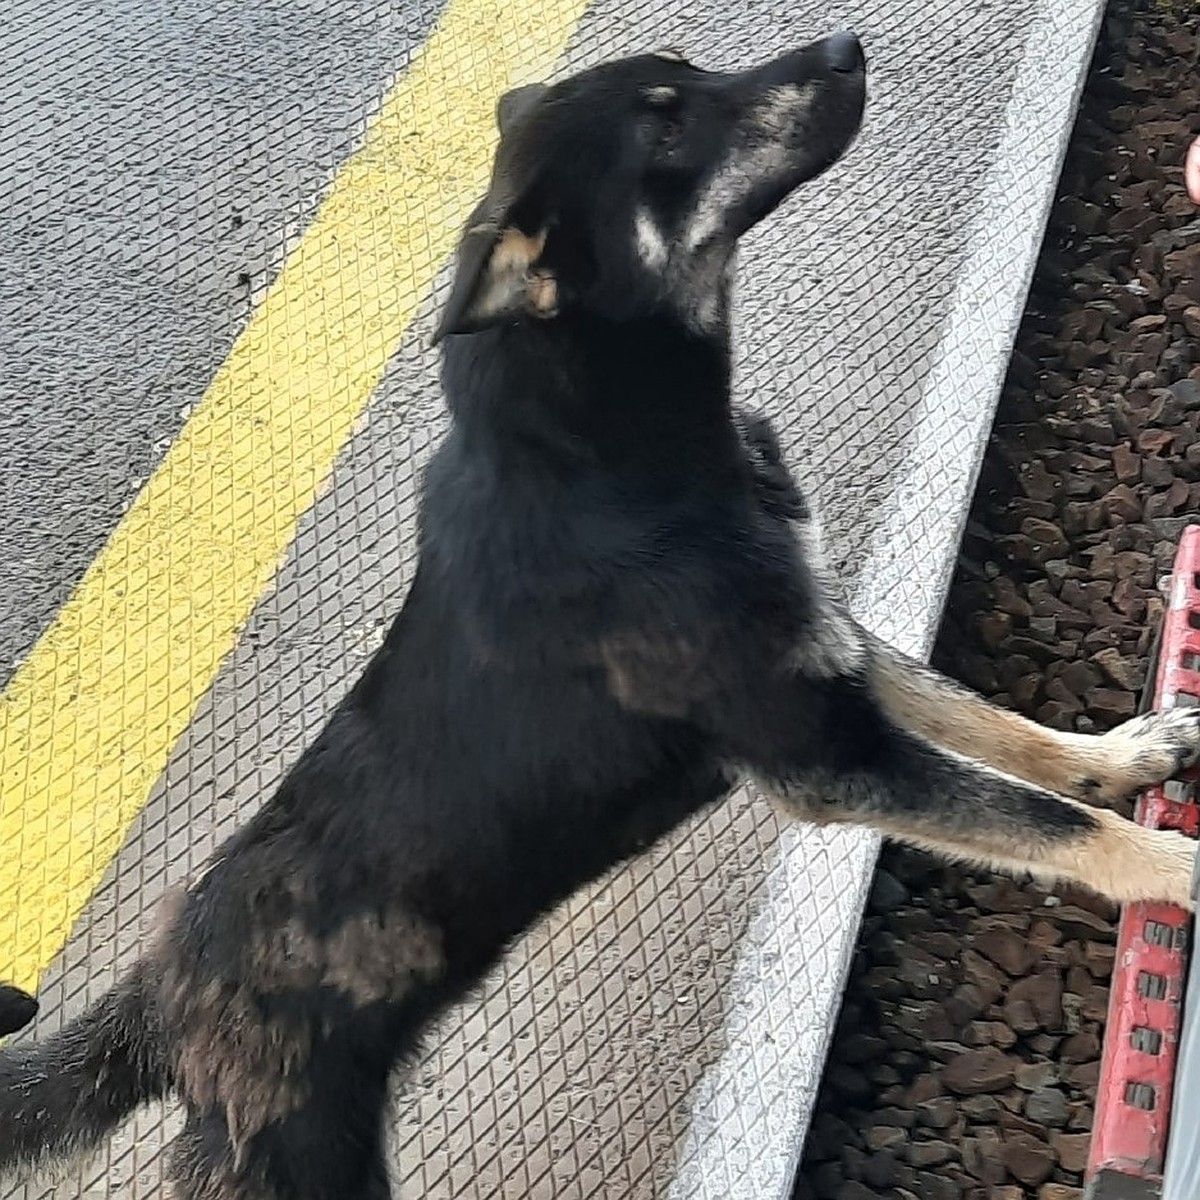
left=2, top=35, right=1198, bottom=1199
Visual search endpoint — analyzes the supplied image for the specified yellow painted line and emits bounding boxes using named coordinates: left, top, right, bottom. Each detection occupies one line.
left=0, top=0, right=588, bottom=992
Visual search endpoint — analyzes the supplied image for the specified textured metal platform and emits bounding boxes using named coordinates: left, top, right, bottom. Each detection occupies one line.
left=0, top=0, right=1102, bottom=1196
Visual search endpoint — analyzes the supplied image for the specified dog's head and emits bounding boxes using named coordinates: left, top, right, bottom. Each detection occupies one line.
left=433, top=34, right=866, bottom=342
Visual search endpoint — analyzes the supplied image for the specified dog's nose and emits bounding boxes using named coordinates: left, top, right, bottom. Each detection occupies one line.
left=821, top=30, right=864, bottom=74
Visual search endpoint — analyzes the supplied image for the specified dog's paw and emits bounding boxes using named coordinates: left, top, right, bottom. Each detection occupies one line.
left=1088, top=707, right=1200, bottom=801
left=1093, top=817, right=1198, bottom=910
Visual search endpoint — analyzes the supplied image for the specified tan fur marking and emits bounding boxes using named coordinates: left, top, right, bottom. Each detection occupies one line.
left=868, top=643, right=1200, bottom=805
left=471, top=226, right=557, bottom=324
left=869, top=655, right=1088, bottom=793
left=148, top=884, right=188, bottom=955
left=320, top=909, right=444, bottom=1004
left=167, top=978, right=314, bottom=1165
left=171, top=1122, right=279, bottom=1200
left=769, top=784, right=1195, bottom=910
left=162, top=898, right=444, bottom=1162
left=526, top=269, right=559, bottom=316
left=872, top=805, right=1195, bottom=910
left=600, top=630, right=712, bottom=718
left=492, top=226, right=546, bottom=273
left=252, top=906, right=444, bottom=1003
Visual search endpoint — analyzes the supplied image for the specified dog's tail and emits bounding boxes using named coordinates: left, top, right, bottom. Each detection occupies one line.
left=0, top=966, right=169, bottom=1173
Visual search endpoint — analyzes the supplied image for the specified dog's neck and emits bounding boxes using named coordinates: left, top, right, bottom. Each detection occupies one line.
left=440, top=312, right=741, bottom=484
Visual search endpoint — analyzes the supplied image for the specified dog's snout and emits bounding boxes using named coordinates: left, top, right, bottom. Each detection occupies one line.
left=820, top=30, right=864, bottom=74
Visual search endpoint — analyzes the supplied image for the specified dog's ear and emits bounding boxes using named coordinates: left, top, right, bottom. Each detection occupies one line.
left=496, top=83, right=546, bottom=136
left=432, top=207, right=559, bottom=343
left=432, top=82, right=560, bottom=343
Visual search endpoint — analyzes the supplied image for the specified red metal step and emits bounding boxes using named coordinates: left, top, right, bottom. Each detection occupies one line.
left=1087, top=525, right=1200, bottom=1199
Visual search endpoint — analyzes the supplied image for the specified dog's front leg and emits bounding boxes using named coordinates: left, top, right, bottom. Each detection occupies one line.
left=738, top=408, right=1200, bottom=805
left=701, top=629, right=1198, bottom=908
left=603, top=589, right=1198, bottom=907
left=857, top=623, right=1200, bottom=806
left=750, top=678, right=1198, bottom=908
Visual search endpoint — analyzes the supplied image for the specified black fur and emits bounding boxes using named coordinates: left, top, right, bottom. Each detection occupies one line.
left=3, top=35, right=1194, bottom=1200
left=0, top=969, right=163, bottom=1166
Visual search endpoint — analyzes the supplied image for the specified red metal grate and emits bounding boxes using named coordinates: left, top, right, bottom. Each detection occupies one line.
left=1087, top=524, right=1200, bottom=1198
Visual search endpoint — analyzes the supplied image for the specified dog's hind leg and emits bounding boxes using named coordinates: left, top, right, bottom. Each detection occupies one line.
left=169, top=1106, right=394, bottom=1200
left=859, top=624, right=1200, bottom=807
left=169, top=1109, right=247, bottom=1200
left=169, top=1054, right=394, bottom=1200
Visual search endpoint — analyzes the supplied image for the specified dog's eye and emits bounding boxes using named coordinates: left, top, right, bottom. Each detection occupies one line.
left=640, top=86, right=682, bottom=150
left=642, top=85, right=680, bottom=110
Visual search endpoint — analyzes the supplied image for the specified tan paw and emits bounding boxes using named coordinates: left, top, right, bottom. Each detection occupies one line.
left=1147, top=826, right=1197, bottom=911
left=1083, top=708, right=1200, bottom=803
left=1104, top=820, right=1196, bottom=909
left=1066, top=808, right=1197, bottom=909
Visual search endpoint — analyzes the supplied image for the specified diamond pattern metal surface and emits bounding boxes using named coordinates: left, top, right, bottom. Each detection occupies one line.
left=0, top=0, right=1102, bottom=1193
